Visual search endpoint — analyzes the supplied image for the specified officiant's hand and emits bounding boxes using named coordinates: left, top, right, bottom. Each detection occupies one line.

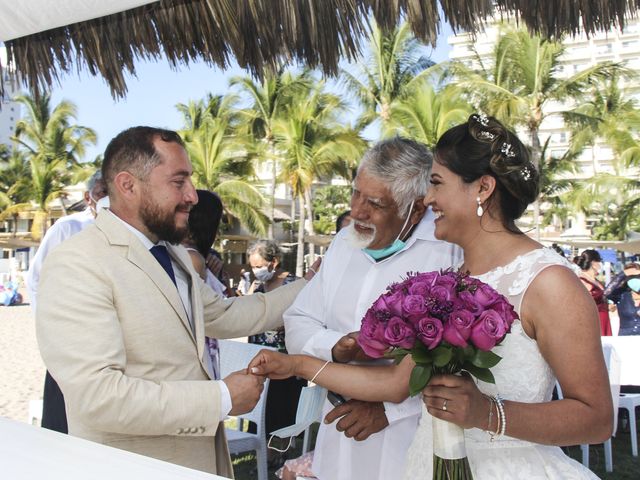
left=324, top=399, right=389, bottom=441
left=331, top=332, right=372, bottom=363
left=421, top=373, right=488, bottom=430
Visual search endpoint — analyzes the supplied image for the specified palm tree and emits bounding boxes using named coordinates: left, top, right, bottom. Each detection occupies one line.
left=564, top=72, right=640, bottom=171
left=0, top=147, right=32, bottom=235
left=274, top=78, right=365, bottom=275
left=11, top=92, right=97, bottom=240
left=230, top=70, right=311, bottom=238
left=385, top=80, right=472, bottom=146
left=341, top=22, right=434, bottom=132
left=177, top=94, right=270, bottom=236
left=559, top=72, right=640, bottom=238
left=447, top=24, right=629, bottom=238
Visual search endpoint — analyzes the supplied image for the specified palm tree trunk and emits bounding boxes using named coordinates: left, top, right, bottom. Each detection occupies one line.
left=530, top=126, right=542, bottom=241
left=303, top=188, right=316, bottom=261
left=59, top=197, right=67, bottom=216
left=296, top=194, right=306, bottom=277
left=268, top=143, right=277, bottom=240
left=289, top=192, right=296, bottom=243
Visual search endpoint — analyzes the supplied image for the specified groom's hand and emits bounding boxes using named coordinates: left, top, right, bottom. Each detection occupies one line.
left=224, top=370, right=265, bottom=415
left=324, top=400, right=389, bottom=441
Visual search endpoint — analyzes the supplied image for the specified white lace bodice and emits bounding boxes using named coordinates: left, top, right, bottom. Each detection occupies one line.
left=465, top=248, right=576, bottom=443
left=403, top=248, right=598, bottom=479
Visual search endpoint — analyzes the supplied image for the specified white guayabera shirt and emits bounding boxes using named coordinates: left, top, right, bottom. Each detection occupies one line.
left=284, top=209, right=463, bottom=480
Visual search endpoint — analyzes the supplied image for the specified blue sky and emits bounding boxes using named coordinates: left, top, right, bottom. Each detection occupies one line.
left=49, top=22, right=455, bottom=162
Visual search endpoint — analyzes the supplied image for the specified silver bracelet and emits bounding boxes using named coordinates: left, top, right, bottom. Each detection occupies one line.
left=310, top=360, right=330, bottom=384
left=493, top=394, right=506, bottom=440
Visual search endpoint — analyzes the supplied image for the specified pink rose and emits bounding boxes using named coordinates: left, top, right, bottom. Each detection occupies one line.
left=414, top=271, right=439, bottom=286
left=472, top=283, right=501, bottom=309
left=372, top=290, right=405, bottom=317
left=459, top=291, right=482, bottom=316
left=488, top=298, right=519, bottom=328
left=408, top=281, right=431, bottom=296
left=435, top=273, right=458, bottom=292
left=359, top=312, right=389, bottom=358
left=442, top=309, right=475, bottom=347
left=403, top=294, right=428, bottom=320
left=415, top=316, right=444, bottom=350
left=384, top=316, right=416, bottom=349
left=469, top=309, right=509, bottom=350
left=430, top=285, right=453, bottom=303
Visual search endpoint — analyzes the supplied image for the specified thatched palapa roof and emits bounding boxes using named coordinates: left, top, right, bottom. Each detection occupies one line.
left=1, top=0, right=640, bottom=99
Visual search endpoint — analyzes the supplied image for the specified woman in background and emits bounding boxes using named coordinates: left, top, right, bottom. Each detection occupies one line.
left=576, top=249, right=613, bottom=336
left=247, top=239, right=307, bottom=467
left=183, top=189, right=226, bottom=378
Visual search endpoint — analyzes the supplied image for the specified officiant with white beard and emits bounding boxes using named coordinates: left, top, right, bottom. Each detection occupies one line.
left=282, top=137, right=462, bottom=480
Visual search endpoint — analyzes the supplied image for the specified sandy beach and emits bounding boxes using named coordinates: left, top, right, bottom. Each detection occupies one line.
left=0, top=289, right=46, bottom=424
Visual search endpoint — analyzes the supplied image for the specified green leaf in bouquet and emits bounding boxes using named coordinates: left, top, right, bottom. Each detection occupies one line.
left=388, top=348, right=411, bottom=363
left=470, top=349, right=502, bottom=369
left=462, top=346, right=475, bottom=359
left=411, top=346, right=434, bottom=365
left=409, top=364, right=432, bottom=396
left=432, top=345, right=453, bottom=367
left=463, top=363, right=496, bottom=384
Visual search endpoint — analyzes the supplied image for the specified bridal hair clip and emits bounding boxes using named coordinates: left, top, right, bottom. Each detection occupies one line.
left=500, top=142, right=516, bottom=158
left=473, top=113, right=490, bottom=127
left=521, top=165, right=533, bottom=181
left=478, top=130, right=495, bottom=141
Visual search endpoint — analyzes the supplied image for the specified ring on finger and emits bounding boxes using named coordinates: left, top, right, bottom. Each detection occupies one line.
left=442, top=399, right=448, bottom=411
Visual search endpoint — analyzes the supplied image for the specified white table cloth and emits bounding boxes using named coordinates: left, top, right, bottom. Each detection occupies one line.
left=0, top=417, right=229, bottom=480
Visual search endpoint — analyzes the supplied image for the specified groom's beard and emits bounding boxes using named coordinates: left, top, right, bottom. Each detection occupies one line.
left=343, top=221, right=377, bottom=249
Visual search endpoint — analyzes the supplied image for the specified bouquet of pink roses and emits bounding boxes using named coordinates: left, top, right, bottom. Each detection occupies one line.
left=358, top=269, right=518, bottom=479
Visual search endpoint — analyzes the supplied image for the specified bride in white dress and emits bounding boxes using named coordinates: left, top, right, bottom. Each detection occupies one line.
left=249, top=114, right=613, bottom=479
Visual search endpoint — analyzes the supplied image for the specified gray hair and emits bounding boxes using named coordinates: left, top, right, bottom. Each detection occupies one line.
left=86, top=170, right=103, bottom=192
left=247, top=239, right=282, bottom=263
left=357, top=137, right=432, bottom=217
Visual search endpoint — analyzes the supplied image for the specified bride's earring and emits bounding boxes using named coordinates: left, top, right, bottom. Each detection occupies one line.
left=476, top=196, right=484, bottom=217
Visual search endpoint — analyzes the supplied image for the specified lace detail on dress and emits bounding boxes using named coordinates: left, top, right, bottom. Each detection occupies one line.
left=403, top=248, right=598, bottom=480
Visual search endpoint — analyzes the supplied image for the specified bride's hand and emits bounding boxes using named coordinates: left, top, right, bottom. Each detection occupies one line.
left=248, top=349, right=299, bottom=379
left=422, top=373, right=490, bottom=430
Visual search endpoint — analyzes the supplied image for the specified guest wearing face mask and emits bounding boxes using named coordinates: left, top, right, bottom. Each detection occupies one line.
left=246, top=239, right=307, bottom=466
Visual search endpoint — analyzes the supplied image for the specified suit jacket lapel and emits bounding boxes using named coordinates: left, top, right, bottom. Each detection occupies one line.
left=167, top=244, right=213, bottom=380
left=95, top=211, right=196, bottom=345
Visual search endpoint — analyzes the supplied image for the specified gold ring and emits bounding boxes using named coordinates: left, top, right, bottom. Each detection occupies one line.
left=442, top=399, right=448, bottom=411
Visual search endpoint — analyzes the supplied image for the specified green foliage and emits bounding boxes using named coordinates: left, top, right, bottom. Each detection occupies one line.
left=176, top=94, right=269, bottom=236
left=341, top=21, right=435, bottom=131
left=311, top=185, right=352, bottom=234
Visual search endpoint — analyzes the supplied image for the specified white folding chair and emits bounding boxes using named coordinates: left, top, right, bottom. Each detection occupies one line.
left=618, top=393, right=640, bottom=457
left=219, top=340, right=275, bottom=480
left=27, top=399, right=43, bottom=426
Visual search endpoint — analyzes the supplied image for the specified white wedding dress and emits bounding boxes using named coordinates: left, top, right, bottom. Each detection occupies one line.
left=403, top=248, right=600, bottom=479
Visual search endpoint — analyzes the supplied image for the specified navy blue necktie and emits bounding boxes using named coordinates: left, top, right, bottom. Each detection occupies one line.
left=150, top=245, right=177, bottom=286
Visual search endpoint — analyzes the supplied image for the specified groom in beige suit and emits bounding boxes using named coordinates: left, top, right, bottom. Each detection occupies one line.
left=36, top=127, right=313, bottom=476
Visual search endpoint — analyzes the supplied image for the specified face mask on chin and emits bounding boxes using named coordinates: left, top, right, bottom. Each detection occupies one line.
left=362, top=200, right=415, bottom=261
left=253, top=264, right=275, bottom=282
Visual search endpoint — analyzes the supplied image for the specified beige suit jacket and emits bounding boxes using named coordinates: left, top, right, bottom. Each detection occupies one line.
left=36, top=210, right=305, bottom=476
